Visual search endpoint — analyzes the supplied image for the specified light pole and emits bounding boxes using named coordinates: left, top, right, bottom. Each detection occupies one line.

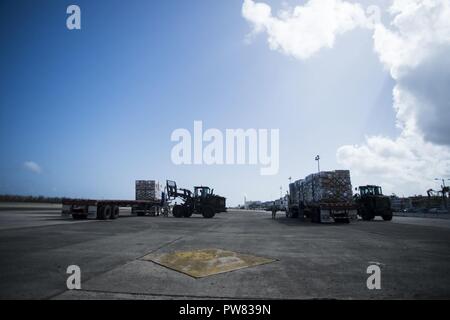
left=315, top=155, right=320, bottom=173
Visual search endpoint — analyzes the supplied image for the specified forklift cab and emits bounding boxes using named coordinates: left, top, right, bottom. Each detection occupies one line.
left=194, top=186, right=212, bottom=198
left=355, top=185, right=392, bottom=221
left=358, top=185, right=383, bottom=196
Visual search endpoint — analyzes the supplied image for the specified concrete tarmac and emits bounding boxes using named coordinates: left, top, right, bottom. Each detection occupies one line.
left=0, top=209, right=449, bottom=299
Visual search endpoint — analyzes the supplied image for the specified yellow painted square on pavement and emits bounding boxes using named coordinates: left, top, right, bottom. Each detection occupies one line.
left=141, top=248, right=275, bottom=278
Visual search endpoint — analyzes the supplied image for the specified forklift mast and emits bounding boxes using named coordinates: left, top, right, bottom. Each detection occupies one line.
left=166, top=180, right=192, bottom=200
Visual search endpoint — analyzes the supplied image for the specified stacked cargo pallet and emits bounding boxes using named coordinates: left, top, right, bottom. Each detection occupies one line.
left=135, top=180, right=162, bottom=201
left=296, top=170, right=353, bottom=204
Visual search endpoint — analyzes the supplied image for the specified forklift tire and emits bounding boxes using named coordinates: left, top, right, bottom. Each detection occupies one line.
left=173, top=205, right=184, bottom=218
left=287, top=209, right=298, bottom=218
left=202, top=206, right=215, bottom=219
left=183, top=208, right=193, bottom=218
left=110, top=206, right=119, bottom=219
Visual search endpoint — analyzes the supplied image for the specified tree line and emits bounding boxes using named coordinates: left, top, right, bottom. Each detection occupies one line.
left=0, top=194, right=62, bottom=204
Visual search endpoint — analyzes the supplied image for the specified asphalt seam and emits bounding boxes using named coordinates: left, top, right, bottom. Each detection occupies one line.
left=136, top=236, right=185, bottom=259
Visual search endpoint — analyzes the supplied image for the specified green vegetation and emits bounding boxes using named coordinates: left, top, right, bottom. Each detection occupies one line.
left=0, top=195, right=62, bottom=204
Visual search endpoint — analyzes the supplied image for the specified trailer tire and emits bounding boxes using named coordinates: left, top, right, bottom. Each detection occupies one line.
left=382, top=213, right=393, bottom=221
left=97, top=206, right=103, bottom=220
left=98, top=205, right=112, bottom=220
left=110, top=206, right=119, bottom=219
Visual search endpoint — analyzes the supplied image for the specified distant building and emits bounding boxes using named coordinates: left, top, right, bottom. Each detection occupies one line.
left=244, top=200, right=262, bottom=210
left=390, top=196, right=412, bottom=211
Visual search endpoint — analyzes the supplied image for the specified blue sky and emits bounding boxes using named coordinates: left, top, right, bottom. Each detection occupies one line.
left=0, top=0, right=415, bottom=205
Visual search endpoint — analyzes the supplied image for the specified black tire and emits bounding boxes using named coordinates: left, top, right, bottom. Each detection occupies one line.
left=362, top=214, right=374, bottom=221
left=97, top=206, right=104, bottom=220
left=287, top=208, right=299, bottom=218
left=173, top=205, right=183, bottom=218
left=110, top=206, right=119, bottom=219
left=183, top=207, right=193, bottom=218
left=98, top=205, right=112, bottom=220
left=382, top=213, right=393, bottom=221
left=359, top=208, right=374, bottom=221
left=311, top=208, right=321, bottom=223
left=202, top=206, right=215, bottom=219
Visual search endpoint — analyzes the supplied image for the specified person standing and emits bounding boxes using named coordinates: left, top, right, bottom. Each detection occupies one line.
left=271, top=202, right=277, bottom=219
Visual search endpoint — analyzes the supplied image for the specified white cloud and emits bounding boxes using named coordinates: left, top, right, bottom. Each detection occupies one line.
left=243, top=0, right=450, bottom=195
left=242, top=0, right=370, bottom=59
left=24, top=161, right=42, bottom=174
left=338, top=0, right=450, bottom=195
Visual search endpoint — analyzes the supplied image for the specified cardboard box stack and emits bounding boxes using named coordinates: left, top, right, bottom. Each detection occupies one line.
left=296, top=170, right=353, bottom=204
left=135, top=180, right=162, bottom=201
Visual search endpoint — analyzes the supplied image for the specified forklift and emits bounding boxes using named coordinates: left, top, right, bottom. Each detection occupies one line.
left=354, top=185, right=393, bottom=221
left=165, top=180, right=226, bottom=218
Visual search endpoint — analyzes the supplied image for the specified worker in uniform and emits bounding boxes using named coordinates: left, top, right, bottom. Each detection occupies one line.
left=271, top=202, right=277, bottom=219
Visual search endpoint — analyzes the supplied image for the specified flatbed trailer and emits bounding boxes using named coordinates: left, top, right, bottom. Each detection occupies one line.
left=62, top=198, right=162, bottom=220
left=300, top=201, right=358, bottom=223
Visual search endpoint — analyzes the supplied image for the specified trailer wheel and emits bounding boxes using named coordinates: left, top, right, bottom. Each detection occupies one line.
left=98, top=205, right=112, bottom=220
left=382, top=213, right=393, bottom=221
left=110, top=206, right=119, bottom=219
left=96, top=206, right=103, bottom=220
left=202, top=206, right=215, bottom=219
left=173, top=205, right=183, bottom=218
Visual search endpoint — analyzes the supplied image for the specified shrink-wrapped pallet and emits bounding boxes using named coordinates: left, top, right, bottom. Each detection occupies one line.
left=295, top=170, right=353, bottom=204
left=135, top=180, right=162, bottom=201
